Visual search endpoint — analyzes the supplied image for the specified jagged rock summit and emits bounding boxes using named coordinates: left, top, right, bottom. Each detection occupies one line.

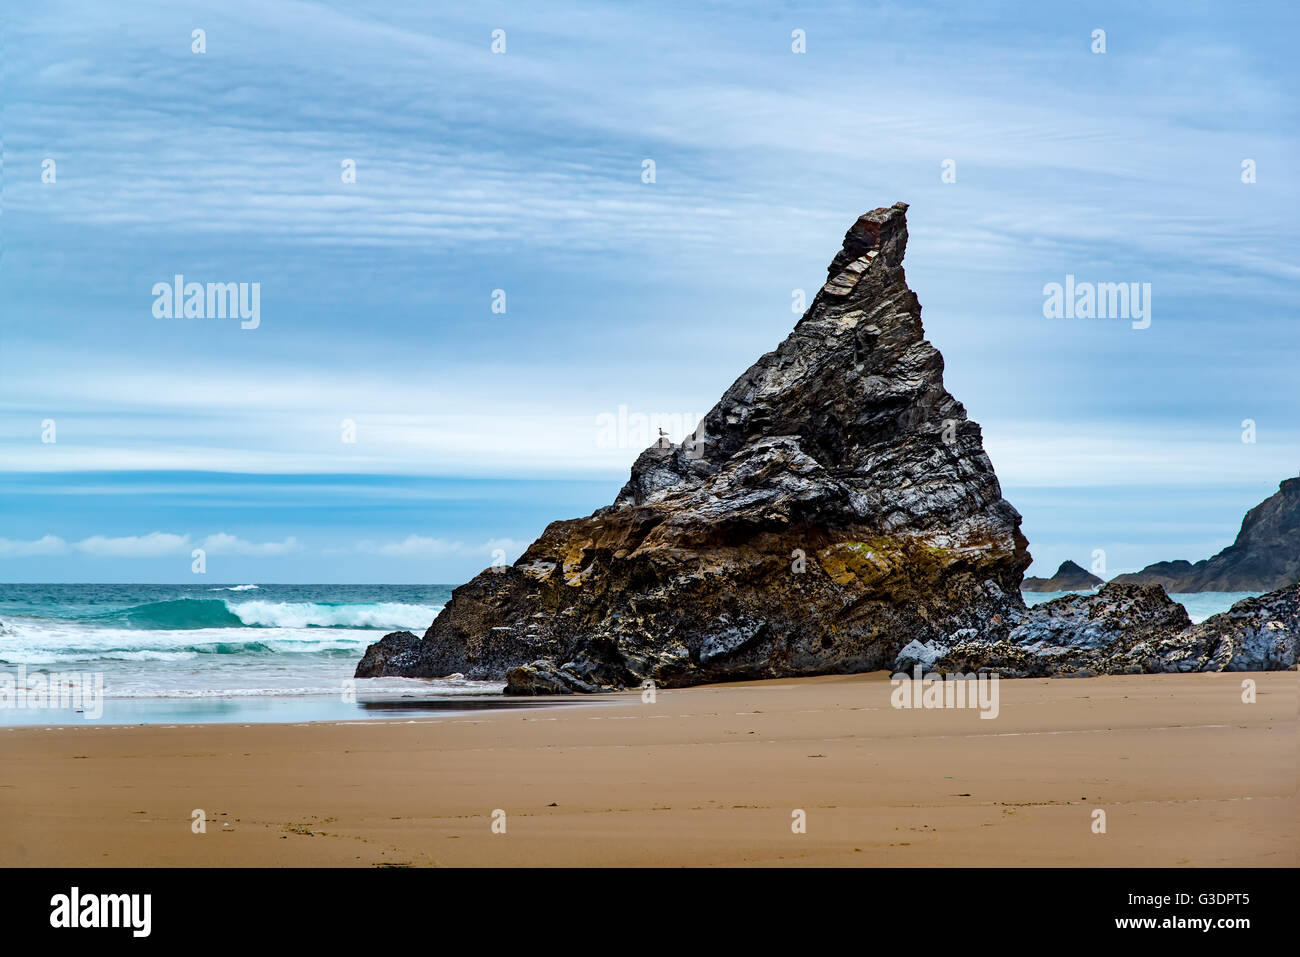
left=357, top=202, right=1032, bottom=691
left=1112, top=477, right=1299, bottom=592
left=1022, top=559, right=1105, bottom=592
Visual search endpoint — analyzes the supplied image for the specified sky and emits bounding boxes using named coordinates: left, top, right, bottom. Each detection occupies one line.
left=1, top=0, right=1297, bottom=583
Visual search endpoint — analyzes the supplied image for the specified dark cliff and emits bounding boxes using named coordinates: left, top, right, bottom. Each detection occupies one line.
left=1112, top=478, right=1299, bottom=592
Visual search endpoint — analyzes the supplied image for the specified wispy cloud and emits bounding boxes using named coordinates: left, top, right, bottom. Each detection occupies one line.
left=0, top=535, right=71, bottom=557
left=201, top=533, right=299, bottom=556
left=0, top=532, right=300, bottom=558
left=0, top=531, right=520, bottom=562
left=356, top=535, right=527, bottom=559
left=73, top=532, right=191, bottom=558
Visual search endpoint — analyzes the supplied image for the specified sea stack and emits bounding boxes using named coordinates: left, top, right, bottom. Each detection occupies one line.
left=1022, top=559, right=1105, bottom=592
left=357, top=203, right=1032, bottom=691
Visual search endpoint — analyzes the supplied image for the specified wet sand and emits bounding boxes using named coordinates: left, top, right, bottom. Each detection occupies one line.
left=1, top=671, right=1294, bottom=867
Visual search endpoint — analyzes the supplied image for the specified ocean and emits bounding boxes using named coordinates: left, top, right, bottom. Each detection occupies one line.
left=0, top=583, right=1256, bottom=726
left=0, top=583, right=505, bottom=726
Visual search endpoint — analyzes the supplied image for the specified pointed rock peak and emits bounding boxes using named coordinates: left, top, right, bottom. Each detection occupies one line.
left=1056, top=560, right=1088, bottom=575
left=357, top=203, right=1033, bottom=692
left=617, top=200, right=1027, bottom=568
left=824, top=201, right=910, bottom=294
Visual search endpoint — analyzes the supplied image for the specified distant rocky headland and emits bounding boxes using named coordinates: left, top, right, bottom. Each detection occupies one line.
left=1110, top=478, right=1299, bottom=592
left=1022, top=559, right=1104, bottom=592
left=357, top=204, right=1298, bottom=690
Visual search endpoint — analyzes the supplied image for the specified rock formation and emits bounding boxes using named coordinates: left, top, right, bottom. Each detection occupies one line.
left=357, top=202, right=1032, bottom=691
left=1182, top=584, right=1298, bottom=671
left=1022, top=559, right=1105, bottom=592
left=897, top=582, right=1297, bottom=677
left=1111, top=478, right=1299, bottom=592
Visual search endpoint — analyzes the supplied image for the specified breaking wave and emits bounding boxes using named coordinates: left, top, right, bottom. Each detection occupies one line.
left=91, top=598, right=440, bottom=631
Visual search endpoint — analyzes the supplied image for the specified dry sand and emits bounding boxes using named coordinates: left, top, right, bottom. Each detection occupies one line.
left=1, top=671, right=1294, bottom=867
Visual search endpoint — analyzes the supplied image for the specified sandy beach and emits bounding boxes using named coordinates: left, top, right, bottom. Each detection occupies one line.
left=2, top=671, right=1294, bottom=867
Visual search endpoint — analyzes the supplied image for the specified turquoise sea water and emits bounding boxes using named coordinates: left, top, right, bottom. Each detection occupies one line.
left=0, top=583, right=508, bottom=726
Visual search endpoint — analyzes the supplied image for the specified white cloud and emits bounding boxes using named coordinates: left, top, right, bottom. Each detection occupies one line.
left=44, top=531, right=301, bottom=558
left=357, top=535, right=527, bottom=559
left=1, top=532, right=527, bottom=563
left=74, top=532, right=191, bottom=557
left=201, top=533, right=299, bottom=556
left=358, top=535, right=464, bottom=557
left=0, top=535, right=69, bottom=557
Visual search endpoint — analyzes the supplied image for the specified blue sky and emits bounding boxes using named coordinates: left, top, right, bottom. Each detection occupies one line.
left=1, top=0, right=1296, bottom=583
